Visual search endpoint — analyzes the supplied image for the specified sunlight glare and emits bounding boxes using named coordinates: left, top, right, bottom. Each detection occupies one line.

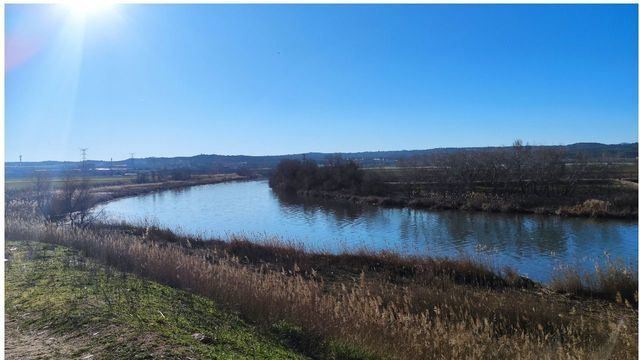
left=63, top=0, right=115, bottom=20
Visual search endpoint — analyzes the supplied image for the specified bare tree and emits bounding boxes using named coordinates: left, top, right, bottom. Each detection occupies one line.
left=399, top=156, right=425, bottom=197
left=33, top=172, right=52, bottom=211
left=37, top=174, right=101, bottom=228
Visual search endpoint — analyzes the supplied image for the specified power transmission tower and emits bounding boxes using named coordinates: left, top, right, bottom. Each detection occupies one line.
left=129, top=153, right=135, bottom=171
left=80, top=148, right=88, bottom=174
left=19, top=155, right=22, bottom=165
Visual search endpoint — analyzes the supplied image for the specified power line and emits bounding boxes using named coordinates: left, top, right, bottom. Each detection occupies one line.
left=80, top=148, right=88, bottom=172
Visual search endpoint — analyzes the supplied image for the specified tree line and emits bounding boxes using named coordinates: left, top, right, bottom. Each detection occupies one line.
left=399, top=140, right=590, bottom=196
left=269, top=157, right=388, bottom=194
left=270, top=141, right=599, bottom=198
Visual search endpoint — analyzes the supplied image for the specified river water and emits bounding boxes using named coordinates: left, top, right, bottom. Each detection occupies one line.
left=94, top=180, right=638, bottom=282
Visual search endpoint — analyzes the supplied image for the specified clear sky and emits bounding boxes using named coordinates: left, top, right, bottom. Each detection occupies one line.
left=5, top=4, right=638, bottom=162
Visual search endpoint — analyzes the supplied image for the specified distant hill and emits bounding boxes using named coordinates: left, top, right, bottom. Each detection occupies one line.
left=6, top=142, right=637, bottom=179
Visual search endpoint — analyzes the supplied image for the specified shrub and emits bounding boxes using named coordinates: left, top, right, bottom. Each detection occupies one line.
left=269, top=159, right=367, bottom=193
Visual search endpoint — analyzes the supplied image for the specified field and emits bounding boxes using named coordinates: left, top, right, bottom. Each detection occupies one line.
left=5, top=173, right=247, bottom=205
left=5, top=176, right=135, bottom=191
left=364, top=161, right=638, bottom=183
left=4, top=173, right=245, bottom=192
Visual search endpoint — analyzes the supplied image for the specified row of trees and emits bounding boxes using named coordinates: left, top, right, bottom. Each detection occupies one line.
left=269, top=158, right=365, bottom=193
left=400, top=141, right=587, bottom=196
left=269, top=141, right=593, bottom=198
left=135, top=168, right=193, bottom=183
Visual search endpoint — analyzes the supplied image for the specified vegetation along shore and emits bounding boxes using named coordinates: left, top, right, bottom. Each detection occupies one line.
left=5, top=180, right=638, bottom=358
left=5, top=142, right=638, bottom=358
left=269, top=141, right=638, bottom=219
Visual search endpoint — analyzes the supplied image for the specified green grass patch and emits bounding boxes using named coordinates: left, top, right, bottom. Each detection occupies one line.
left=5, top=240, right=306, bottom=359
left=271, top=320, right=377, bottom=360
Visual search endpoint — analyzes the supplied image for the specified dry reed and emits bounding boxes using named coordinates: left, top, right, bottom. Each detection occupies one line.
left=5, top=212, right=637, bottom=359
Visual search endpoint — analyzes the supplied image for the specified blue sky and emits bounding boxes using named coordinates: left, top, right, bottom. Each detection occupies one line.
left=5, top=4, right=638, bottom=162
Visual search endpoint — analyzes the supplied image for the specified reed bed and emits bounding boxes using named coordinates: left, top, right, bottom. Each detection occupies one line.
left=552, top=260, right=638, bottom=304
left=5, top=212, right=637, bottom=359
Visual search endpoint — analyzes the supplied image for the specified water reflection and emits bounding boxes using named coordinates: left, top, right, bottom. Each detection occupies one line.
left=95, top=180, right=638, bottom=282
left=274, top=191, right=375, bottom=223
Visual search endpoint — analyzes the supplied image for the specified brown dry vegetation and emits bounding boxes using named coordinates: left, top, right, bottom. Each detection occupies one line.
left=552, top=260, right=638, bottom=304
left=268, top=144, right=638, bottom=219
left=5, top=173, right=247, bottom=208
left=5, top=207, right=638, bottom=359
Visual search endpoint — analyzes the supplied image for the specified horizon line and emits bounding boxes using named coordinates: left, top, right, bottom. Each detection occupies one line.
left=6, top=140, right=638, bottom=164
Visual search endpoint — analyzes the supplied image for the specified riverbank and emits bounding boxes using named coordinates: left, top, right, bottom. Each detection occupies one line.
left=292, top=185, right=638, bottom=219
left=89, top=173, right=251, bottom=204
left=89, top=221, right=638, bottom=303
left=269, top=159, right=637, bottom=219
left=6, top=214, right=638, bottom=359
left=5, top=241, right=311, bottom=359
left=5, top=173, right=255, bottom=220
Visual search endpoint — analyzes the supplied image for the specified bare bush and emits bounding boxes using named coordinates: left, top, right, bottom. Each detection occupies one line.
left=35, top=175, right=100, bottom=228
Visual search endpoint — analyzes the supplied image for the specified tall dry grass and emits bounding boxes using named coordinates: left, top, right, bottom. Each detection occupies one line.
left=5, top=213, right=637, bottom=359
left=552, top=260, right=638, bottom=304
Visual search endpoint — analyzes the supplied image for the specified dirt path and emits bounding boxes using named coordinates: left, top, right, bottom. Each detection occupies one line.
left=5, top=317, right=82, bottom=359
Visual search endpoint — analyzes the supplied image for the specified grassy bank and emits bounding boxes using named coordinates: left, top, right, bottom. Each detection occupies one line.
left=5, top=176, right=135, bottom=191
left=5, top=240, right=309, bottom=359
left=89, top=173, right=249, bottom=204
left=6, top=215, right=638, bottom=359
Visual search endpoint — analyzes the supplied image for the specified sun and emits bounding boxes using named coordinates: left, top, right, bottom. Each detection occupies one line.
left=63, top=0, right=114, bottom=20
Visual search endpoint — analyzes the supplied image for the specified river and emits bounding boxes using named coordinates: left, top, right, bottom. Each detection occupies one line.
left=94, top=180, right=638, bottom=282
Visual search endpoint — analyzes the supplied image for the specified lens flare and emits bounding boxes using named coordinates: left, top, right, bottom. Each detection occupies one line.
left=63, top=0, right=114, bottom=19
